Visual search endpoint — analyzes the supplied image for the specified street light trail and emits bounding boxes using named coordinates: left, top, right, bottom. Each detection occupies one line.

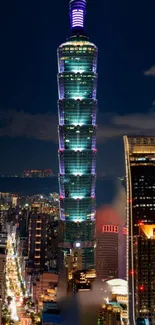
left=6, top=233, right=23, bottom=322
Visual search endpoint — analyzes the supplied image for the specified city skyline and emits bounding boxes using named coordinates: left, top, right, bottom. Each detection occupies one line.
left=2, top=1, right=155, bottom=323
left=0, top=0, right=155, bottom=176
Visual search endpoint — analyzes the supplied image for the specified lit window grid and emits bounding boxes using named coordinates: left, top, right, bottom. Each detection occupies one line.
left=59, top=197, right=95, bottom=222
left=58, top=44, right=97, bottom=74
left=58, top=99, right=97, bottom=126
left=124, top=135, right=155, bottom=324
left=58, top=150, right=96, bottom=175
left=102, top=225, right=118, bottom=233
left=59, top=174, right=96, bottom=198
left=58, top=125, right=96, bottom=150
left=58, top=73, right=97, bottom=100
left=63, top=221, right=95, bottom=242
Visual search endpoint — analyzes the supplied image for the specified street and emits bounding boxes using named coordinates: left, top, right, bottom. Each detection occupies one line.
left=6, top=234, right=24, bottom=323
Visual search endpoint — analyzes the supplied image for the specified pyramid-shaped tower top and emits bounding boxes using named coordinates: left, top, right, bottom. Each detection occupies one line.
left=69, top=0, right=86, bottom=33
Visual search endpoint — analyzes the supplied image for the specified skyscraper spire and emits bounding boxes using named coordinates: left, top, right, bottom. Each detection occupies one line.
left=69, top=0, right=86, bottom=33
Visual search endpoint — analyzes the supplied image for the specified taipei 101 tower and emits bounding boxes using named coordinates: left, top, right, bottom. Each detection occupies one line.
left=57, top=0, right=98, bottom=270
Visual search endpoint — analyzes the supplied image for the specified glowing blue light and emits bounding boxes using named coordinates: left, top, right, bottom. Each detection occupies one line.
left=73, top=123, right=84, bottom=126
left=72, top=196, right=84, bottom=199
left=73, top=172, right=83, bottom=176
left=72, top=96, right=83, bottom=100
left=73, top=148, right=83, bottom=151
left=72, top=69, right=85, bottom=74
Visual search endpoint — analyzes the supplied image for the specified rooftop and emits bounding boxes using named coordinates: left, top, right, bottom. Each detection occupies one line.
left=42, top=313, right=62, bottom=324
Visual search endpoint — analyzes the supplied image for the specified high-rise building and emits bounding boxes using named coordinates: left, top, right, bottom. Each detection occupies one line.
left=124, top=136, right=155, bottom=324
left=96, top=224, right=118, bottom=279
left=135, top=224, right=155, bottom=324
left=28, top=203, right=60, bottom=272
left=118, top=225, right=127, bottom=280
left=46, top=216, right=59, bottom=270
left=57, top=0, right=98, bottom=269
left=28, top=210, right=48, bottom=270
left=18, top=208, right=29, bottom=239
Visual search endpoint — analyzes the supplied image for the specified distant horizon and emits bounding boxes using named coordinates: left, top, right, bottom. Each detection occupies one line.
left=0, top=172, right=125, bottom=178
left=0, top=176, right=125, bottom=208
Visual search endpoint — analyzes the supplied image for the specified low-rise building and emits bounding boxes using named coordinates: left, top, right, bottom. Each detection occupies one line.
left=42, top=301, right=62, bottom=325
left=32, top=272, right=58, bottom=310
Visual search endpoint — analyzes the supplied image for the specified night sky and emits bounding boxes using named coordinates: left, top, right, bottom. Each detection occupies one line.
left=0, top=0, right=155, bottom=175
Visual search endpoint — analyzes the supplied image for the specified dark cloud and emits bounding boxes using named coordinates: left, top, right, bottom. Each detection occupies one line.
left=0, top=109, right=58, bottom=141
left=112, top=113, right=155, bottom=128
left=98, top=112, right=155, bottom=142
left=152, top=101, right=155, bottom=107
left=144, top=65, right=155, bottom=77
left=0, top=109, right=155, bottom=144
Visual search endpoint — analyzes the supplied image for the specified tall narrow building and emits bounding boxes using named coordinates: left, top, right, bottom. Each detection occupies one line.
left=96, top=224, right=119, bottom=279
left=124, top=136, right=155, bottom=325
left=57, top=0, right=98, bottom=269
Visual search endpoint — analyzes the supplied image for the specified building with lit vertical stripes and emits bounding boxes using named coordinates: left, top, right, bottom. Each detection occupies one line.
left=124, top=136, right=155, bottom=325
left=57, top=0, right=98, bottom=269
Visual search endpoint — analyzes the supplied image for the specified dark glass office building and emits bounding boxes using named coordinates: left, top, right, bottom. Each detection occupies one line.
left=124, top=136, right=155, bottom=325
left=57, top=0, right=98, bottom=269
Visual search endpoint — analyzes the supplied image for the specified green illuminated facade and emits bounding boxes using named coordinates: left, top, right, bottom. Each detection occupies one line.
left=57, top=0, right=98, bottom=269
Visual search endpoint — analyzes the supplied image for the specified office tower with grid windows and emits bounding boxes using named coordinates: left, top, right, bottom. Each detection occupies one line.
left=96, top=224, right=119, bottom=279
left=124, top=136, right=155, bottom=325
left=57, top=0, right=98, bottom=269
left=28, top=209, right=48, bottom=270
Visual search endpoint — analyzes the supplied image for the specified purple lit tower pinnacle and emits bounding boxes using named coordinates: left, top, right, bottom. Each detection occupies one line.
left=57, top=0, right=98, bottom=270
left=70, top=0, right=86, bottom=30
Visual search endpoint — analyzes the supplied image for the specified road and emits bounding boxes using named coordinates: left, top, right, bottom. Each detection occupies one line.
left=6, top=234, right=24, bottom=322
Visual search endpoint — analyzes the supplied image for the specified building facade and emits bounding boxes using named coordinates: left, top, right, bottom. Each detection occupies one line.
left=28, top=210, right=48, bottom=270
left=96, top=225, right=118, bottom=279
left=99, top=302, right=122, bottom=325
left=98, top=279, right=128, bottom=325
left=42, top=301, right=62, bottom=325
left=118, top=225, right=127, bottom=280
left=124, top=136, right=155, bottom=324
left=57, top=0, right=98, bottom=269
left=136, top=225, right=155, bottom=324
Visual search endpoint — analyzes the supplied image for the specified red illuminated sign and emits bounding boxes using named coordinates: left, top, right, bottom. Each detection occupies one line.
left=102, top=225, right=118, bottom=233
